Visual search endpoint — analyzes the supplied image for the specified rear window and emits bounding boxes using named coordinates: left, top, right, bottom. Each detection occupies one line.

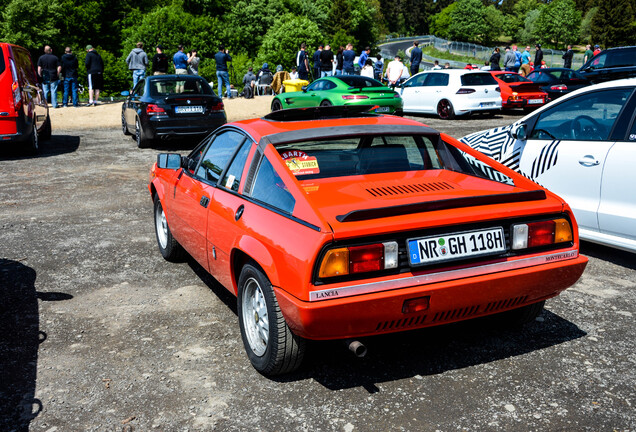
left=337, top=75, right=384, bottom=88
left=0, top=46, right=5, bottom=75
left=461, top=73, right=497, bottom=86
left=497, top=73, right=530, bottom=83
left=149, top=78, right=213, bottom=96
left=606, top=48, right=636, bottom=68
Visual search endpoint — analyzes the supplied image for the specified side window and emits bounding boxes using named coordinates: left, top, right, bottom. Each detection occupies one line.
left=251, top=157, right=295, bottom=214
left=591, top=53, right=607, bottom=68
left=307, top=80, right=323, bottom=91
left=133, top=80, right=145, bottom=97
left=406, top=73, right=427, bottom=87
left=14, top=49, right=37, bottom=86
left=196, top=131, right=245, bottom=183
left=425, top=73, right=449, bottom=86
left=530, top=89, right=632, bottom=141
left=323, top=81, right=337, bottom=90
left=221, top=140, right=252, bottom=192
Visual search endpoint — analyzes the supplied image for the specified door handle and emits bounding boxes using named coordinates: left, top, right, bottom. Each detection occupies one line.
left=200, top=196, right=210, bottom=208
left=235, top=204, right=244, bottom=221
left=578, top=155, right=600, bottom=166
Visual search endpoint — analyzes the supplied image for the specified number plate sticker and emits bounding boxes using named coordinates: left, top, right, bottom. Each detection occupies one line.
left=175, top=105, right=204, bottom=114
left=528, top=98, right=543, bottom=104
left=375, top=106, right=391, bottom=113
left=408, top=227, right=506, bottom=266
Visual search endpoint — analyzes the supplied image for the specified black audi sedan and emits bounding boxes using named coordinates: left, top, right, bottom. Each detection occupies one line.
left=525, top=68, right=590, bottom=101
left=121, top=75, right=226, bottom=148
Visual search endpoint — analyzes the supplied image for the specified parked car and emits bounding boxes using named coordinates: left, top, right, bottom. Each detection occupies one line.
left=271, top=75, right=403, bottom=115
left=400, top=69, right=502, bottom=119
left=525, top=68, right=590, bottom=100
left=149, top=105, right=587, bottom=375
left=0, top=42, right=51, bottom=154
left=461, top=78, right=636, bottom=253
left=121, top=74, right=226, bottom=148
left=491, top=71, right=549, bottom=111
left=578, top=46, right=636, bottom=83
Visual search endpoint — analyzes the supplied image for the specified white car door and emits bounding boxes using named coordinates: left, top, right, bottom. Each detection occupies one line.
left=400, top=73, right=428, bottom=113
left=419, top=72, right=450, bottom=113
left=521, top=87, right=633, bottom=234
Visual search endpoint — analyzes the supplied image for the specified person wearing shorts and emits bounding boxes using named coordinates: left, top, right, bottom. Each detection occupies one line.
left=85, top=45, right=104, bottom=106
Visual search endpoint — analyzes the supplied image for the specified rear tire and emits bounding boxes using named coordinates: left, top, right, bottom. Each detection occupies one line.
left=40, top=115, right=52, bottom=140
left=153, top=196, right=185, bottom=262
left=437, top=99, right=455, bottom=120
left=135, top=117, right=150, bottom=148
left=26, top=121, right=39, bottom=155
left=320, top=100, right=332, bottom=107
left=238, top=264, right=306, bottom=375
left=271, top=99, right=283, bottom=112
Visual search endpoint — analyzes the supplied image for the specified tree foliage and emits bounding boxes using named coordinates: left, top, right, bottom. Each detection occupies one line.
left=590, top=0, right=635, bottom=47
left=448, top=0, right=487, bottom=42
left=430, top=3, right=458, bottom=39
left=1, top=0, right=63, bottom=49
left=535, top=0, right=581, bottom=48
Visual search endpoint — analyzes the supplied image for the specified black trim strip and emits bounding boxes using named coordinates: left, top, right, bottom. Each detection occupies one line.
left=336, top=190, right=547, bottom=222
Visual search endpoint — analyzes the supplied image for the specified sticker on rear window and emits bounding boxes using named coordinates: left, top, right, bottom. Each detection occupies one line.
left=281, top=150, right=320, bottom=176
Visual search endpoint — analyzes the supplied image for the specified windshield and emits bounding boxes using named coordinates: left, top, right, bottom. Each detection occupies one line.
left=149, top=78, right=213, bottom=96
left=274, top=134, right=514, bottom=185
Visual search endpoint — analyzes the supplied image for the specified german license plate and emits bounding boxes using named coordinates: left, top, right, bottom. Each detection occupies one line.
left=175, top=105, right=204, bottom=114
left=480, top=102, right=495, bottom=107
left=375, top=106, right=391, bottom=113
left=528, top=98, right=543, bottom=104
left=408, top=227, right=505, bottom=266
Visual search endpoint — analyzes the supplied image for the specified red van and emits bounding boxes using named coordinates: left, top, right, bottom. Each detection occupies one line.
left=0, top=43, right=51, bottom=154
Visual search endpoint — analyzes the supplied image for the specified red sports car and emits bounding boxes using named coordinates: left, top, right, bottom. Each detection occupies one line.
left=149, top=106, right=587, bottom=375
left=491, top=71, right=549, bottom=110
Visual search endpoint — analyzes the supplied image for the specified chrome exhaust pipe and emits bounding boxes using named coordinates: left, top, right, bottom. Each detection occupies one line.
left=345, top=339, right=367, bottom=358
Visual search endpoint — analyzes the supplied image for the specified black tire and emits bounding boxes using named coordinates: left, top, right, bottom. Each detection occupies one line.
left=40, top=115, right=52, bottom=140
left=26, top=120, right=39, bottom=155
left=122, top=110, right=131, bottom=135
left=437, top=99, right=455, bottom=120
left=237, top=263, right=306, bottom=375
left=498, top=300, right=545, bottom=326
left=271, top=99, right=283, bottom=112
left=135, top=117, right=150, bottom=148
left=153, top=196, right=185, bottom=262
left=320, top=100, right=332, bottom=107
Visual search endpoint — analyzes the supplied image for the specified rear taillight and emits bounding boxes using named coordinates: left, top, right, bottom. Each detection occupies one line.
left=342, top=95, right=369, bottom=100
left=511, top=218, right=573, bottom=250
left=9, top=59, right=21, bottom=111
left=146, top=104, right=166, bottom=115
left=456, top=88, right=475, bottom=94
left=210, top=101, right=224, bottom=112
left=550, top=84, right=567, bottom=91
left=318, top=241, right=398, bottom=278
left=495, top=86, right=501, bottom=92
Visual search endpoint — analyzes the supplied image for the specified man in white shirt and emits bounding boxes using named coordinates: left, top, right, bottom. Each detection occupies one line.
left=385, top=55, right=404, bottom=89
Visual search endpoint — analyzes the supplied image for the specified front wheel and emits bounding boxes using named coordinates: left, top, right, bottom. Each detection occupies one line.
left=122, top=110, right=131, bottom=135
left=437, top=99, right=455, bottom=120
left=271, top=99, right=283, bottom=112
left=238, top=264, right=305, bottom=375
left=153, top=196, right=185, bottom=262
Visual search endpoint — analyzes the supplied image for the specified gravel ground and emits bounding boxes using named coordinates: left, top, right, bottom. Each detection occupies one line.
left=1, top=104, right=635, bottom=432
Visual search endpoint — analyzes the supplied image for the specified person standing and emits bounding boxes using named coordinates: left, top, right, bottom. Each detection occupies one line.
left=214, top=44, right=232, bottom=98
left=296, top=43, right=309, bottom=80
left=373, top=55, right=384, bottom=80
left=512, top=45, right=522, bottom=72
left=335, top=46, right=344, bottom=76
left=242, top=67, right=256, bottom=99
left=593, top=44, right=602, bottom=56
left=188, top=49, right=200, bottom=75
left=343, top=43, right=355, bottom=75
left=410, top=41, right=422, bottom=76
left=173, top=45, right=188, bottom=74
left=385, top=55, right=403, bottom=89
left=534, top=44, right=544, bottom=68
left=489, top=47, right=501, bottom=71
left=152, top=45, right=169, bottom=75
left=320, top=44, right=334, bottom=77
left=503, top=46, right=515, bottom=72
left=583, top=44, right=593, bottom=65
left=360, top=58, right=374, bottom=78
left=562, top=45, right=574, bottom=69
left=432, top=60, right=442, bottom=70
left=520, top=46, right=532, bottom=76
left=358, top=46, right=371, bottom=71
left=37, top=46, right=62, bottom=108
left=60, top=47, right=79, bottom=107
left=125, top=42, right=148, bottom=88
left=312, top=45, right=322, bottom=80
left=85, top=45, right=104, bottom=106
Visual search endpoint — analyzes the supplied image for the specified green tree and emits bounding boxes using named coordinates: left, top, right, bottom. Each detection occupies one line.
left=1, top=0, right=62, bottom=49
left=503, top=0, right=540, bottom=38
left=448, top=0, right=486, bottom=42
left=483, top=5, right=504, bottom=44
left=579, top=6, right=598, bottom=44
left=256, top=13, right=323, bottom=70
left=331, top=29, right=358, bottom=51
left=517, top=8, right=541, bottom=44
left=590, top=0, right=635, bottom=47
left=430, top=2, right=458, bottom=39
left=225, top=0, right=279, bottom=57
left=535, top=0, right=581, bottom=47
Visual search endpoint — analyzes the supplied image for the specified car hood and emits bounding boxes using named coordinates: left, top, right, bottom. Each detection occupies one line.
left=300, top=169, right=564, bottom=240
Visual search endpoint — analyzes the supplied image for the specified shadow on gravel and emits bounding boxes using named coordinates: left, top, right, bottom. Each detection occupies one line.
left=581, top=241, right=636, bottom=271
left=149, top=138, right=205, bottom=152
left=0, top=259, right=73, bottom=431
left=187, top=258, right=238, bottom=314
left=404, top=112, right=507, bottom=121
left=279, top=308, right=585, bottom=391
left=0, top=134, right=80, bottom=160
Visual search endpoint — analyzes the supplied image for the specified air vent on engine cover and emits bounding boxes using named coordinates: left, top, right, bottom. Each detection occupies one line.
left=366, top=181, right=455, bottom=197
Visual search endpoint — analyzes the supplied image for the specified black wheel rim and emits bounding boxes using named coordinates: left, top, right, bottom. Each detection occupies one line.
left=438, top=101, right=450, bottom=119
left=272, top=100, right=282, bottom=111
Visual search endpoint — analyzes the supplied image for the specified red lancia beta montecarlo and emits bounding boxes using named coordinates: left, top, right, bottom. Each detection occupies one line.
left=148, top=106, right=587, bottom=376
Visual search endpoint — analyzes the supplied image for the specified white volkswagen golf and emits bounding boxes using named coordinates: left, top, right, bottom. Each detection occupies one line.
left=400, top=69, right=502, bottom=119
left=461, top=78, right=636, bottom=253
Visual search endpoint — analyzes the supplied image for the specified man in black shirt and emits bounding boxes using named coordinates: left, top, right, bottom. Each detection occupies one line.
left=312, top=45, right=322, bottom=80
left=562, top=45, right=574, bottom=69
left=37, top=46, right=61, bottom=108
left=534, top=44, right=543, bottom=68
left=85, top=45, right=104, bottom=106
left=152, top=45, right=169, bottom=75
left=320, top=44, right=334, bottom=77
left=60, top=47, right=79, bottom=107
left=296, top=43, right=309, bottom=80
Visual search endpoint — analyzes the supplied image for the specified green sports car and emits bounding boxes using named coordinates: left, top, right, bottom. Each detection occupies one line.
left=271, top=75, right=403, bottom=115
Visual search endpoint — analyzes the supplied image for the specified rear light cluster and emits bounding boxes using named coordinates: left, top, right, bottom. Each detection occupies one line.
left=146, top=104, right=166, bottom=115
left=550, top=84, right=567, bottom=91
left=10, top=59, right=21, bottom=112
left=456, top=88, right=475, bottom=94
left=319, top=242, right=398, bottom=278
left=210, top=101, right=224, bottom=112
left=512, top=218, right=573, bottom=250
left=342, top=95, right=369, bottom=100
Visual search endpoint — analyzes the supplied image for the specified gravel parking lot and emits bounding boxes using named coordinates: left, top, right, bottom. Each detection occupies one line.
left=1, top=102, right=635, bottom=431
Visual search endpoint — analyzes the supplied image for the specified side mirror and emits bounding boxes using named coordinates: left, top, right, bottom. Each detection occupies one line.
left=301, top=86, right=308, bottom=92
left=121, top=90, right=130, bottom=97
left=509, top=123, right=528, bottom=141
left=157, top=153, right=182, bottom=169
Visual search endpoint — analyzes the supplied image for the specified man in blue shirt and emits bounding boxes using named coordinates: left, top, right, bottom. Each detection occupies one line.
left=312, top=45, right=322, bottom=80
left=296, top=43, right=310, bottom=80
left=358, top=46, right=371, bottom=70
left=343, top=43, right=355, bottom=75
left=215, top=44, right=232, bottom=98
left=410, top=41, right=422, bottom=76
left=173, top=45, right=188, bottom=74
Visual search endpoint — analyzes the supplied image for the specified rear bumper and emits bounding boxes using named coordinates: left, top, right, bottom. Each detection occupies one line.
left=454, top=99, right=502, bottom=115
left=0, top=114, right=31, bottom=144
left=275, top=250, right=587, bottom=340
left=143, top=114, right=227, bottom=139
left=503, top=97, right=547, bottom=108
